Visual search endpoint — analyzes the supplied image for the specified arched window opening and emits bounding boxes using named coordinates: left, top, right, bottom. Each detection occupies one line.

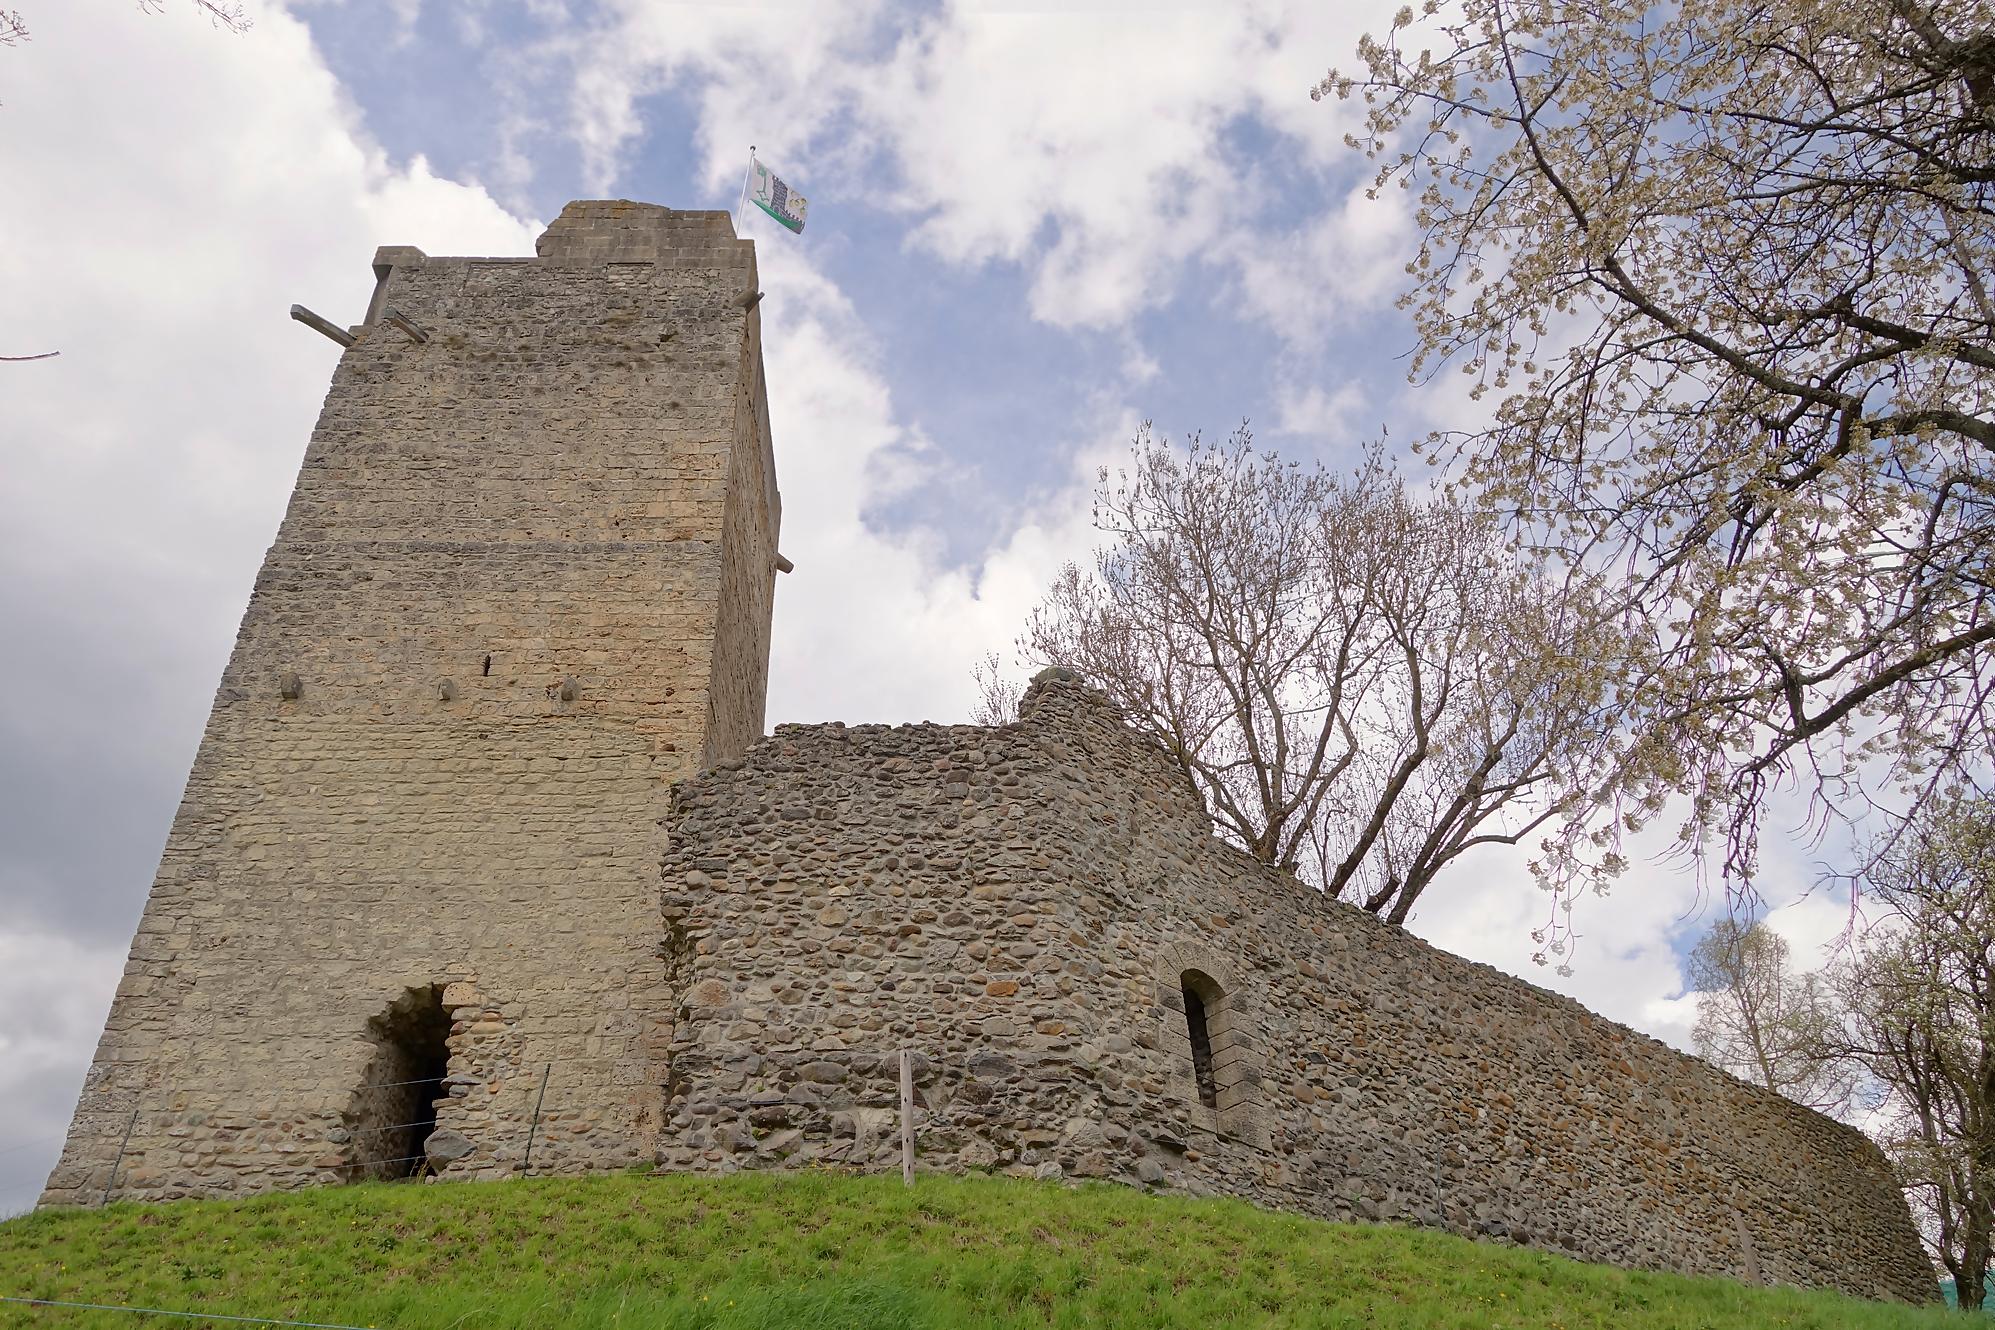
left=1181, top=969, right=1234, bottom=1112
left=1183, top=981, right=1219, bottom=1109
left=1159, top=951, right=1267, bottom=1148
left=345, top=984, right=452, bottom=1182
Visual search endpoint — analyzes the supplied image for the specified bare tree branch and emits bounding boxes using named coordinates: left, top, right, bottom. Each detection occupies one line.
left=136, top=0, right=250, bottom=33
left=2, top=1, right=250, bottom=50
left=1009, top=425, right=1619, bottom=943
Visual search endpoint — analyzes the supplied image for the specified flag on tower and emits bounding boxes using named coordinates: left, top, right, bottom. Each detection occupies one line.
left=748, top=158, right=808, bottom=234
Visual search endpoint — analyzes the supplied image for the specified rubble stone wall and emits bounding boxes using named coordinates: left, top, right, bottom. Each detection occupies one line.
left=657, top=676, right=1934, bottom=1304
left=42, top=203, right=781, bottom=1204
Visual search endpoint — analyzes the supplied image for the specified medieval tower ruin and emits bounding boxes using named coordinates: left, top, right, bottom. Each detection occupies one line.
left=44, top=201, right=781, bottom=1200
left=44, top=202, right=1936, bottom=1303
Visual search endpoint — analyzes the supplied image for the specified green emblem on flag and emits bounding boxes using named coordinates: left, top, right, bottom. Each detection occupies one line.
left=749, top=160, right=808, bottom=234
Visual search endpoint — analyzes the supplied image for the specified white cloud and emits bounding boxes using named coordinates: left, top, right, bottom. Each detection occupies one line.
left=858, top=7, right=1239, bottom=327
left=560, top=0, right=1401, bottom=333
left=1224, top=181, right=1414, bottom=347
left=383, top=0, right=424, bottom=46
left=1763, top=892, right=1859, bottom=969
left=568, top=0, right=885, bottom=197
left=1403, top=788, right=1876, bottom=1061
left=0, top=933, right=126, bottom=1218
left=1270, top=380, right=1366, bottom=439
left=744, top=223, right=1116, bottom=725
left=863, top=1, right=1400, bottom=330
left=1408, top=836, right=1705, bottom=1054
left=1119, top=334, right=1162, bottom=385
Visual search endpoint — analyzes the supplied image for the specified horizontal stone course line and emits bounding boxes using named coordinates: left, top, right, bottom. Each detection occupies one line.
left=252, top=540, right=727, bottom=555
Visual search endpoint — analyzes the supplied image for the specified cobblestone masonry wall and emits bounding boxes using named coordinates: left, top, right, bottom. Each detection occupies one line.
left=657, top=675, right=1934, bottom=1304
left=43, top=203, right=782, bottom=1204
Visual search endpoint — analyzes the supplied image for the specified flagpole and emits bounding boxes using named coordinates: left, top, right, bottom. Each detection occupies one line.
left=734, top=145, right=756, bottom=234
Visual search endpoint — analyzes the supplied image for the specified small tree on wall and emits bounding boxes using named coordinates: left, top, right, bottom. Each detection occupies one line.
left=969, top=651, right=1023, bottom=728
left=1006, top=424, right=1619, bottom=939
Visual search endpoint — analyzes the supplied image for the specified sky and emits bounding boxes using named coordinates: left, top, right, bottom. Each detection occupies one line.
left=0, top=0, right=1866, bottom=1215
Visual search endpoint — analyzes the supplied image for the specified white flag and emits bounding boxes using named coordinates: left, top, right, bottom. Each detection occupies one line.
left=748, top=159, right=808, bottom=234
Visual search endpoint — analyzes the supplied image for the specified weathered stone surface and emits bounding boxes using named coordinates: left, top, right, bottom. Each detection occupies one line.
left=39, top=199, right=1931, bottom=1308
left=42, top=201, right=780, bottom=1206
left=653, top=675, right=1934, bottom=1305
left=424, top=1130, right=475, bottom=1164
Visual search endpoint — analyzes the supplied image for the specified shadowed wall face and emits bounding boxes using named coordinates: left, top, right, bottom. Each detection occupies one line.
left=1182, top=982, right=1217, bottom=1109
left=43, top=202, right=781, bottom=1204
left=345, top=985, right=451, bottom=1183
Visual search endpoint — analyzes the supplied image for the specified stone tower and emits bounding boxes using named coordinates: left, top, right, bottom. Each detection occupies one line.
left=42, top=202, right=782, bottom=1202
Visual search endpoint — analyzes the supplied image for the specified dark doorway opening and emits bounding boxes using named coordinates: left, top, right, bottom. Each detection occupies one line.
left=1183, top=980, right=1219, bottom=1110
left=345, top=985, right=452, bottom=1181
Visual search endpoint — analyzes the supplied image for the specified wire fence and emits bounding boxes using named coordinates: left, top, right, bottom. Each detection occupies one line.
left=58, top=1052, right=617, bottom=1100
left=12, top=1047, right=945, bottom=1213
left=11, top=1054, right=645, bottom=1210
left=0, top=1134, right=64, bottom=1161
left=0, top=1135, right=70, bottom=1220
left=0, top=1296, right=376, bottom=1329
left=0, top=1052, right=955, bottom=1325
left=9, top=1072, right=530, bottom=1209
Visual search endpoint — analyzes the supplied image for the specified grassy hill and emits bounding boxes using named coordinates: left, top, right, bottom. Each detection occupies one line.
left=0, top=1171, right=1962, bottom=1328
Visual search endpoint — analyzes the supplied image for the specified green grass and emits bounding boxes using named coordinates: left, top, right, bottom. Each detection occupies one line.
left=0, top=1170, right=1965, bottom=1328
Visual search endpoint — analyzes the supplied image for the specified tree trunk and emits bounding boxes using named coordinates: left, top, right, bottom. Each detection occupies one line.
left=1958, top=1263, right=1987, bottom=1311
left=1957, top=1218, right=1991, bottom=1310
